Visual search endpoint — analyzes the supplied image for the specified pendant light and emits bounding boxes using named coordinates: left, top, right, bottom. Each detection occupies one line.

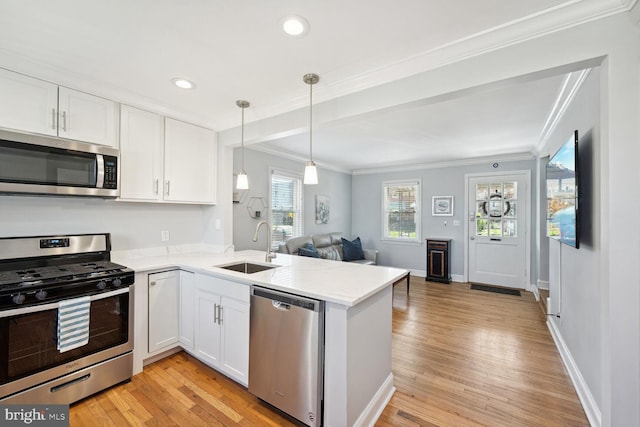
left=303, top=73, right=319, bottom=185
left=236, top=100, right=250, bottom=190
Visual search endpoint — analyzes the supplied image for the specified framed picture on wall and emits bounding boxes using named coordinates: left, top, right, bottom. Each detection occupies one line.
left=432, top=196, right=454, bottom=216
left=315, top=195, right=330, bottom=224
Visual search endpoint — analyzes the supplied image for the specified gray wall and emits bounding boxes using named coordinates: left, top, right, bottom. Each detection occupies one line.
left=232, top=147, right=353, bottom=250
left=352, top=158, right=537, bottom=278
left=543, top=67, right=601, bottom=409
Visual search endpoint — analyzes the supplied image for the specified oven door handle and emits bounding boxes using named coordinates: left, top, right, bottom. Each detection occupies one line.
left=0, top=286, right=131, bottom=318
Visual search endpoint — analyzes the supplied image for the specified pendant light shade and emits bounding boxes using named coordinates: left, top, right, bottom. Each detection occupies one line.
left=236, top=100, right=250, bottom=190
left=303, top=73, right=319, bottom=185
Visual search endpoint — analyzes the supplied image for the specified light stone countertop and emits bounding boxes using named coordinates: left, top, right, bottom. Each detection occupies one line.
left=112, top=249, right=408, bottom=307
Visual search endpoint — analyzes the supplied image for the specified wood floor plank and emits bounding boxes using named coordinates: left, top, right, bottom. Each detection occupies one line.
left=70, top=277, right=588, bottom=426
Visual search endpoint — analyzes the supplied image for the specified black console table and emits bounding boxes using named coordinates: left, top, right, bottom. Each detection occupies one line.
left=425, top=238, right=451, bottom=284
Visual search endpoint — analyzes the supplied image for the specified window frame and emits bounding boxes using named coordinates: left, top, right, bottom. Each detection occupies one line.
left=269, top=167, right=304, bottom=249
left=381, top=179, right=421, bottom=243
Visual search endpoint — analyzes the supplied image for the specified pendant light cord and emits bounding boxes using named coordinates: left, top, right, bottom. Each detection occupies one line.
left=241, top=105, right=245, bottom=170
left=309, top=81, right=313, bottom=162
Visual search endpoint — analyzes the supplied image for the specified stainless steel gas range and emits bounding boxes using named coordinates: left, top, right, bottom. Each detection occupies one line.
left=0, top=233, right=134, bottom=404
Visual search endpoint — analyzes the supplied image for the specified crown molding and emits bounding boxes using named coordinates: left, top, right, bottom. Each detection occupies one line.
left=215, top=0, right=634, bottom=130
left=245, top=146, right=353, bottom=175
left=351, top=153, right=535, bottom=176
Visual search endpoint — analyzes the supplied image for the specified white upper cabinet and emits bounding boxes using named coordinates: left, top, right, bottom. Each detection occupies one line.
left=164, top=118, right=217, bottom=204
left=58, top=87, right=118, bottom=147
left=119, top=105, right=164, bottom=201
left=0, top=69, right=58, bottom=136
left=0, top=68, right=118, bottom=147
left=119, top=109, right=217, bottom=205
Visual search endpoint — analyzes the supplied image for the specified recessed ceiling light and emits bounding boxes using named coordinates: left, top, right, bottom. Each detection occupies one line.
left=280, top=15, right=309, bottom=37
left=171, top=78, right=196, bottom=89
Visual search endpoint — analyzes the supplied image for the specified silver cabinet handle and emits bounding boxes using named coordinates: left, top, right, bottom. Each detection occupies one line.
left=52, top=108, right=57, bottom=130
left=219, top=306, right=223, bottom=325
left=61, top=111, right=67, bottom=132
left=165, top=180, right=170, bottom=196
left=154, top=179, right=159, bottom=195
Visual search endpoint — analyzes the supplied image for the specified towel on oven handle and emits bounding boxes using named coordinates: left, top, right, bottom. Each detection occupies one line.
left=57, top=296, right=91, bottom=353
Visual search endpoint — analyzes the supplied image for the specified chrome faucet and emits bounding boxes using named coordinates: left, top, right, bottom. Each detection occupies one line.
left=253, top=220, right=276, bottom=262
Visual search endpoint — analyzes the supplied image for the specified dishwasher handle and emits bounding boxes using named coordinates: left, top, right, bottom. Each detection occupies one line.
left=252, top=286, right=322, bottom=312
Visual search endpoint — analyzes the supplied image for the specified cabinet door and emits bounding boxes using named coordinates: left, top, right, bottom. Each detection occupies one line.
left=195, top=289, right=221, bottom=368
left=220, top=296, right=250, bottom=386
left=0, top=69, right=58, bottom=136
left=148, top=271, right=180, bottom=352
left=179, top=271, right=195, bottom=350
left=119, top=105, right=164, bottom=201
left=58, top=87, right=118, bottom=147
left=164, top=118, right=217, bottom=204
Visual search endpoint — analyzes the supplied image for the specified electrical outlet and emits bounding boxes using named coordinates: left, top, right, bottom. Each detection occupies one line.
left=161, top=230, right=170, bottom=242
left=215, top=219, right=221, bottom=230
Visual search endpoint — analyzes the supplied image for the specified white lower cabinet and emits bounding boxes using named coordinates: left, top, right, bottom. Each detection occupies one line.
left=194, top=274, right=250, bottom=386
left=179, top=271, right=195, bottom=350
left=148, top=270, right=180, bottom=352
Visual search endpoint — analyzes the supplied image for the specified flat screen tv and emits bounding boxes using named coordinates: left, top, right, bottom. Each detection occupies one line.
left=546, top=130, right=579, bottom=248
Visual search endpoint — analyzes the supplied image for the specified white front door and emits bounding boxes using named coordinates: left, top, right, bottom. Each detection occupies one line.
left=468, top=173, right=528, bottom=289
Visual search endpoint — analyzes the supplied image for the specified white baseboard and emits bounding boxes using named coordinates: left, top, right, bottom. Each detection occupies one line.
left=547, top=320, right=601, bottom=427
left=410, top=269, right=426, bottom=278
left=537, top=279, right=550, bottom=290
left=353, top=373, right=396, bottom=427
left=451, top=274, right=465, bottom=283
left=530, top=283, right=540, bottom=301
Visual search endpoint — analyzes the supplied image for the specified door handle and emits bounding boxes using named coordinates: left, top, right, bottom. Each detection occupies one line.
left=470, top=236, right=475, bottom=240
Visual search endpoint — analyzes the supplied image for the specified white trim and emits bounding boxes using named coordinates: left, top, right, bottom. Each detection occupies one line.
left=353, top=152, right=534, bottom=176
left=352, top=373, right=396, bottom=427
left=451, top=274, right=465, bottom=283
left=537, top=279, right=550, bottom=290
left=547, top=319, right=601, bottom=427
left=463, top=170, right=531, bottom=287
left=381, top=179, right=422, bottom=244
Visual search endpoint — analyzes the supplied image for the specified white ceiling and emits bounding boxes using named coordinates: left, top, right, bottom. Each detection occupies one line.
left=0, top=0, right=626, bottom=171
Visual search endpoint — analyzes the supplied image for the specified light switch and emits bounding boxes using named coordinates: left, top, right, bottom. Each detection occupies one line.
left=453, top=220, right=461, bottom=226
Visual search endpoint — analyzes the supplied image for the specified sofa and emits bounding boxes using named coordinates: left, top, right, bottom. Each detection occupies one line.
left=278, top=232, right=378, bottom=265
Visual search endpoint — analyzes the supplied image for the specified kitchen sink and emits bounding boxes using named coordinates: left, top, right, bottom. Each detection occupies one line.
left=216, top=262, right=278, bottom=274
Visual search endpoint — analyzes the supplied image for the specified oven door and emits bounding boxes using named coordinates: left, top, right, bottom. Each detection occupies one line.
left=0, top=286, right=133, bottom=400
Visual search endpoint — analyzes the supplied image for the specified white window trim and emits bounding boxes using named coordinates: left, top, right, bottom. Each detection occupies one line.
left=381, top=179, right=421, bottom=244
left=269, top=167, right=304, bottom=248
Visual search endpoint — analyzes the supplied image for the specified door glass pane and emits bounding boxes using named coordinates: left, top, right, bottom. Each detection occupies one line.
left=476, top=184, right=488, bottom=200
left=476, top=219, right=488, bottom=236
left=489, top=199, right=503, bottom=217
left=504, top=201, right=517, bottom=218
left=504, top=182, right=517, bottom=199
left=476, top=201, right=487, bottom=218
left=489, top=183, right=502, bottom=197
left=489, top=219, right=502, bottom=237
left=503, top=220, right=517, bottom=237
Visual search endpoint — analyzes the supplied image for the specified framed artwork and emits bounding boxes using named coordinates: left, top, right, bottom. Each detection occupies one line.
left=315, top=195, right=330, bottom=224
left=432, top=196, right=453, bottom=216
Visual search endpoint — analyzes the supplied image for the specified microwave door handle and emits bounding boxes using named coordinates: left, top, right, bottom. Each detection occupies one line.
left=96, top=155, right=105, bottom=188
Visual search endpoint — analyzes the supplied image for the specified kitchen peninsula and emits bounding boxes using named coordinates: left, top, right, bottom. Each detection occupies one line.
left=113, top=249, right=408, bottom=427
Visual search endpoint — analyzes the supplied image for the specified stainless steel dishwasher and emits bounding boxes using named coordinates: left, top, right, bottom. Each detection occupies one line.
left=249, top=286, right=324, bottom=427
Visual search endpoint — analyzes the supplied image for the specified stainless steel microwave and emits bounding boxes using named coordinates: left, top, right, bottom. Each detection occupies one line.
left=0, top=130, right=119, bottom=197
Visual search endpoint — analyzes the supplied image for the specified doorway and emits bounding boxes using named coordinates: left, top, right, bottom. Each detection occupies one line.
left=465, top=171, right=530, bottom=289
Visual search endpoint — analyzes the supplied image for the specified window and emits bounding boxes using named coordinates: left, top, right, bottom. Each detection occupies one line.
left=270, top=169, right=303, bottom=249
left=475, top=181, right=518, bottom=238
left=382, top=180, right=421, bottom=242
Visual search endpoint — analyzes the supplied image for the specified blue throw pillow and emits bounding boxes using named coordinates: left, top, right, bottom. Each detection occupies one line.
left=298, top=243, right=320, bottom=258
left=341, top=237, right=365, bottom=261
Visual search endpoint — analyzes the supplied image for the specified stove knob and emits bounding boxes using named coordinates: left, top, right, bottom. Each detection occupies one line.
left=113, top=278, right=122, bottom=287
left=35, top=290, right=48, bottom=301
left=12, top=294, right=25, bottom=305
left=97, top=280, right=107, bottom=290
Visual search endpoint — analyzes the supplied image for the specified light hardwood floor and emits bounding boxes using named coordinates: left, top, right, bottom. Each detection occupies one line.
left=70, top=278, right=588, bottom=426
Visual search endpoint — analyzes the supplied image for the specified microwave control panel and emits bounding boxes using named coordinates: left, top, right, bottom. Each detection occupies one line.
left=103, top=156, right=118, bottom=189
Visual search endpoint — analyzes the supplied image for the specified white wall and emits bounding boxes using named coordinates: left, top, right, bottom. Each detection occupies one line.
left=543, top=67, right=602, bottom=416
left=0, top=195, right=211, bottom=250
